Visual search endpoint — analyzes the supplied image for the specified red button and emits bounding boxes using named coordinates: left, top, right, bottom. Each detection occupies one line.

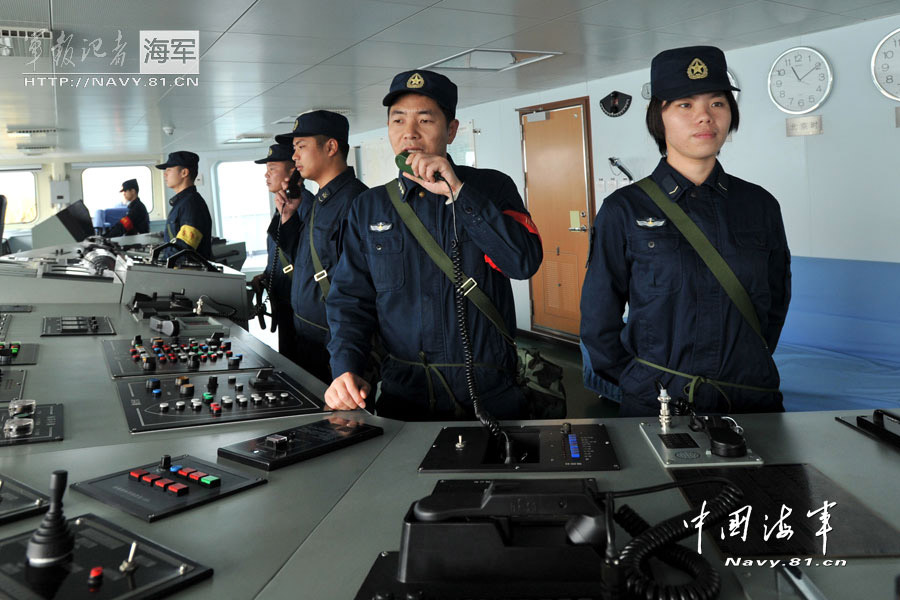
left=89, top=566, right=103, bottom=578
left=177, top=467, right=196, bottom=478
left=188, top=471, right=207, bottom=481
left=167, top=483, right=189, bottom=496
left=210, top=402, right=221, bottom=414
left=154, top=477, right=175, bottom=490
left=129, top=469, right=149, bottom=481
left=141, top=473, right=161, bottom=485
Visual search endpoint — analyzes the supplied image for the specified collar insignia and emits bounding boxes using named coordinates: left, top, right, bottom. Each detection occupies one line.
left=407, top=72, right=425, bottom=89
left=369, top=222, right=393, bottom=232
left=687, top=58, right=708, bottom=80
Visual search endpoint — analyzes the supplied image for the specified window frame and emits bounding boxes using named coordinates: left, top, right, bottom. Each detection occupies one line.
left=0, top=169, right=39, bottom=226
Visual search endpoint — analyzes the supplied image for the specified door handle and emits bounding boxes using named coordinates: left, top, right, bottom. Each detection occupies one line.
left=568, top=226, right=587, bottom=232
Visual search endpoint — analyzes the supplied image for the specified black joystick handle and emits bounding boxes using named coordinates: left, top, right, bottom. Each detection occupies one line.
left=26, top=470, right=75, bottom=567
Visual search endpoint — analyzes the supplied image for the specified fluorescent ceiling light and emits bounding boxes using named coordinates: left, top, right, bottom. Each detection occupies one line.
left=421, top=48, right=562, bottom=72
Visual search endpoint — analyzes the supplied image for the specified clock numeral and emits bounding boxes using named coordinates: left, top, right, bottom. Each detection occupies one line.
left=819, top=73, right=826, bottom=81
left=794, top=53, right=803, bottom=62
left=884, top=50, right=895, bottom=59
left=809, top=95, right=815, bottom=103
left=886, top=75, right=894, bottom=84
left=777, top=68, right=786, bottom=76
left=779, top=90, right=786, bottom=98
left=881, top=63, right=890, bottom=72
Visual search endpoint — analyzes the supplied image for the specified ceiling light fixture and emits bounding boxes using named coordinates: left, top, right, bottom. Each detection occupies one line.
left=421, top=48, right=562, bottom=72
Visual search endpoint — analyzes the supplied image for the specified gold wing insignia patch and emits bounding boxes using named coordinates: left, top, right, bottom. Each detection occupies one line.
left=369, top=222, right=393, bottom=232
left=636, top=218, right=666, bottom=228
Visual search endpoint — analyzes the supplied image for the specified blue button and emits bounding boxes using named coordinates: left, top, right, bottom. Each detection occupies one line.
left=169, top=464, right=182, bottom=473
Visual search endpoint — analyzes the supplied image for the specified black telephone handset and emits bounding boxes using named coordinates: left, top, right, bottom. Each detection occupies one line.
left=285, top=169, right=303, bottom=199
left=395, top=151, right=444, bottom=182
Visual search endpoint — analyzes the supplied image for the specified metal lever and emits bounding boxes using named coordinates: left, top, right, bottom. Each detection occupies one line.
left=568, top=225, right=588, bottom=232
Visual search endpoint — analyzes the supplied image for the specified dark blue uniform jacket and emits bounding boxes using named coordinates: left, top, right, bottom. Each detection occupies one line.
left=163, top=185, right=212, bottom=260
left=290, top=167, right=368, bottom=345
left=581, top=159, right=791, bottom=416
left=264, top=188, right=312, bottom=303
left=107, top=197, right=150, bottom=237
left=326, top=164, right=543, bottom=418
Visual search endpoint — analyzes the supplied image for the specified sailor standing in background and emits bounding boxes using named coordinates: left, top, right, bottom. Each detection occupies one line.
left=155, top=151, right=213, bottom=260
left=275, top=111, right=368, bottom=383
left=251, top=142, right=310, bottom=363
left=106, top=178, right=149, bottom=237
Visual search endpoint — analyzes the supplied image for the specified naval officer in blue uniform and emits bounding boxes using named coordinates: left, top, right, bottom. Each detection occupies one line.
left=581, top=46, right=791, bottom=417
left=324, top=70, right=543, bottom=419
left=276, top=111, right=368, bottom=383
left=107, top=178, right=150, bottom=237
left=251, top=142, right=310, bottom=363
left=155, top=151, right=212, bottom=260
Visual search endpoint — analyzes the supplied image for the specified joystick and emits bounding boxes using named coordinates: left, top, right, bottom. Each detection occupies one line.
left=26, top=470, right=75, bottom=566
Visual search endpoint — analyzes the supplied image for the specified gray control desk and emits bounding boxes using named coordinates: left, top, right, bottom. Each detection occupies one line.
left=0, top=302, right=402, bottom=599
left=1, top=301, right=898, bottom=599
left=260, top=412, right=900, bottom=600
left=0, top=302, right=325, bottom=452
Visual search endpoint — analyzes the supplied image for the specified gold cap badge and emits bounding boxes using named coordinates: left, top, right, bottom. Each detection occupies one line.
left=687, top=58, right=708, bottom=80
left=293, top=118, right=299, bottom=130
left=407, top=72, right=425, bottom=89
left=267, top=148, right=273, bottom=156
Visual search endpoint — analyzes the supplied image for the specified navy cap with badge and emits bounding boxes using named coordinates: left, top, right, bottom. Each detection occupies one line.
left=155, top=150, right=199, bottom=170
left=254, top=143, right=294, bottom=164
left=120, top=179, right=138, bottom=192
left=650, top=46, right=740, bottom=102
left=274, top=110, right=349, bottom=146
left=382, top=69, right=458, bottom=113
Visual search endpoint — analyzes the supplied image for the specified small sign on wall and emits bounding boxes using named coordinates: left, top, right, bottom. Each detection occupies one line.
left=786, top=115, right=823, bottom=137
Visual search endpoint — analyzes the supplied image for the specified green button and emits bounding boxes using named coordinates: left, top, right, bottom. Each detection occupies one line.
left=200, top=475, right=220, bottom=488
left=202, top=392, right=214, bottom=401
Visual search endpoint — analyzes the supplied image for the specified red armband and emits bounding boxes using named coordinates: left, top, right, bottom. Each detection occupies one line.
left=502, top=210, right=541, bottom=242
left=119, top=216, right=134, bottom=233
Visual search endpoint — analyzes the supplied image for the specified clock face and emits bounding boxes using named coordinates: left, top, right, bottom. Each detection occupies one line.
left=872, top=27, right=900, bottom=101
left=727, top=69, right=740, bottom=103
left=767, top=46, right=833, bottom=114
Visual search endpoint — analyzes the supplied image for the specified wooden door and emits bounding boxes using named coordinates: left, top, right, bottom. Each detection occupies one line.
left=520, top=100, right=594, bottom=337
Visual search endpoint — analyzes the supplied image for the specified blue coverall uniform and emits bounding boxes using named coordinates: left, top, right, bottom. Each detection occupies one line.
left=107, top=197, right=150, bottom=237
left=289, top=167, right=368, bottom=383
left=580, top=159, right=791, bottom=416
left=163, top=185, right=212, bottom=260
left=326, top=163, right=543, bottom=419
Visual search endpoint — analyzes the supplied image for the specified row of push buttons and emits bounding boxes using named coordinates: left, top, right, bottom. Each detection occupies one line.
left=0, top=342, right=21, bottom=354
left=128, top=465, right=221, bottom=495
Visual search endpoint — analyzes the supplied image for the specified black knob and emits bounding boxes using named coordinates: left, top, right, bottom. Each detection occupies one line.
left=188, top=356, right=200, bottom=370
left=132, top=335, right=143, bottom=346
left=142, top=356, right=156, bottom=371
left=159, top=455, right=171, bottom=470
left=179, top=384, right=194, bottom=398
left=227, top=357, right=240, bottom=368
left=145, top=378, right=160, bottom=391
left=207, top=376, right=218, bottom=392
